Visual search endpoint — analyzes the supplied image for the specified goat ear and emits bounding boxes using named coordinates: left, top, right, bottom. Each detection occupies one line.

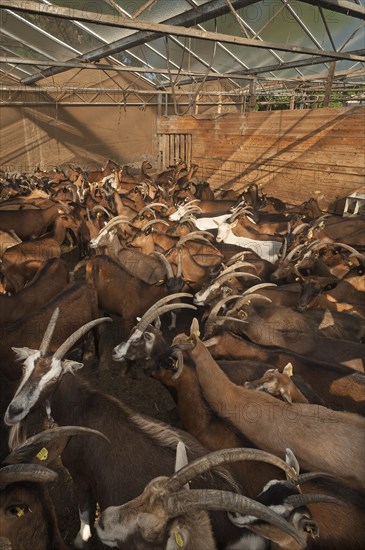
left=280, top=388, right=293, bottom=404
left=283, top=362, right=293, bottom=377
left=175, top=441, right=189, bottom=473
left=12, top=347, right=38, bottom=361
left=154, top=316, right=161, bottom=330
left=202, top=336, right=219, bottom=348
left=62, top=360, right=84, bottom=374
left=190, top=317, right=200, bottom=337
left=166, top=524, right=189, bottom=550
left=285, top=448, right=300, bottom=477
left=137, top=512, right=163, bottom=540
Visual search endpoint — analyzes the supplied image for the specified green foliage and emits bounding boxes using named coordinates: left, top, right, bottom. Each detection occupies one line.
left=254, top=88, right=364, bottom=110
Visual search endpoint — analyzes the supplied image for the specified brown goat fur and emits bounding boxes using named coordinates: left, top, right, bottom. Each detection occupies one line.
left=0, top=482, right=70, bottom=550
left=0, top=282, right=99, bottom=380
left=205, top=329, right=365, bottom=415
left=0, top=258, right=69, bottom=324
left=175, top=331, right=365, bottom=490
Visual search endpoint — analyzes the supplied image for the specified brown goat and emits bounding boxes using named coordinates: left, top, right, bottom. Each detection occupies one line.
left=96, top=445, right=314, bottom=550
left=4, top=315, right=259, bottom=550
left=0, top=202, right=69, bottom=240
left=174, top=326, right=365, bottom=490
left=1, top=214, right=79, bottom=275
left=0, top=229, right=22, bottom=259
left=0, top=258, right=69, bottom=324
left=2, top=260, right=44, bottom=293
left=150, top=361, right=283, bottom=497
left=216, top=301, right=365, bottom=371
left=203, top=328, right=365, bottom=416
left=0, top=282, right=100, bottom=380
left=85, top=254, right=184, bottom=335
left=1, top=426, right=109, bottom=550
left=244, top=364, right=310, bottom=404
left=0, top=473, right=70, bottom=550
left=86, top=159, right=119, bottom=183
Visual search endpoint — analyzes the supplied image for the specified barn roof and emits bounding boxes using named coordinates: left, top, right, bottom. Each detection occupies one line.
left=0, top=0, right=364, bottom=105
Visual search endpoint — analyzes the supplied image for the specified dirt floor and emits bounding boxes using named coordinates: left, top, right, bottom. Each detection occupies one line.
left=0, top=246, right=195, bottom=549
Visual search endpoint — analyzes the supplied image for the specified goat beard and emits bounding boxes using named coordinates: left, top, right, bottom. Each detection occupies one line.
left=8, top=420, right=27, bottom=451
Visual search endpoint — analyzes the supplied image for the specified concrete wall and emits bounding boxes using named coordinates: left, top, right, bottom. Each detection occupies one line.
left=0, top=104, right=157, bottom=173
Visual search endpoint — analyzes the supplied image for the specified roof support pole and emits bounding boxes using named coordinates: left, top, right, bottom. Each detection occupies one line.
left=323, top=61, right=336, bottom=107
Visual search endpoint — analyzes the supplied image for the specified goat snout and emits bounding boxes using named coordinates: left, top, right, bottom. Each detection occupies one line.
left=4, top=404, right=24, bottom=424
left=96, top=516, right=105, bottom=531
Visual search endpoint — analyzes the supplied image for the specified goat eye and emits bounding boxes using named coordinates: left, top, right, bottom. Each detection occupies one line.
left=7, top=504, right=31, bottom=517
left=144, top=332, right=153, bottom=342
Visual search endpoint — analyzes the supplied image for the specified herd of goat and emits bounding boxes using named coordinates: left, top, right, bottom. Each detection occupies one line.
left=0, top=158, right=364, bottom=550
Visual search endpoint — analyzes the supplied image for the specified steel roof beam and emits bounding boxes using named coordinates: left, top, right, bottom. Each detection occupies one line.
left=0, top=56, right=258, bottom=79
left=233, top=48, right=365, bottom=75
left=298, top=0, right=365, bottom=20
left=176, top=47, right=365, bottom=84
left=0, top=53, right=258, bottom=78
left=0, top=1, right=363, bottom=65
left=14, top=0, right=260, bottom=85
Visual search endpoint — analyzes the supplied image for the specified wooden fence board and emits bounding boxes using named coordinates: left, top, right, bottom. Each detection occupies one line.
left=157, top=107, right=365, bottom=211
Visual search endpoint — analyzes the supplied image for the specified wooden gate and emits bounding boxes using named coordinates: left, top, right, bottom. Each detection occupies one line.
left=158, top=133, right=192, bottom=169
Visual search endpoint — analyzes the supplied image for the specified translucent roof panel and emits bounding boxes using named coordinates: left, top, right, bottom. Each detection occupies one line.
left=0, top=0, right=363, bottom=93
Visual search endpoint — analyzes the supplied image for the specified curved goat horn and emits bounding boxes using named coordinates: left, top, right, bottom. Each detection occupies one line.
left=135, top=293, right=193, bottom=328
left=166, top=448, right=297, bottom=493
left=285, top=493, right=346, bottom=508
left=217, top=262, right=258, bottom=279
left=293, top=264, right=305, bottom=281
left=39, top=308, right=60, bottom=355
left=209, top=294, right=243, bottom=318
left=280, top=236, right=288, bottom=260
left=145, top=202, right=169, bottom=209
left=98, top=215, right=132, bottom=233
left=310, top=241, right=365, bottom=261
left=177, top=231, right=213, bottom=246
left=312, top=213, right=331, bottom=227
left=3, top=426, right=110, bottom=465
left=212, top=271, right=261, bottom=287
left=228, top=294, right=272, bottom=312
left=138, top=205, right=156, bottom=217
left=229, top=206, right=255, bottom=223
left=176, top=247, right=183, bottom=278
left=0, top=464, right=58, bottom=485
left=225, top=252, right=251, bottom=266
left=292, top=222, right=310, bottom=235
left=141, top=219, right=169, bottom=232
left=56, top=200, right=71, bottom=214
left=136, top=303, right=197, bottom=333
left=207, top=315, right=249, bottom=325
left=242, top=283, right=277, bottom=295
left=152, top=252, right=174, bottom=279
left=295, top=472, right=336, bottom=485
left=91, top=205, right=111, bottom=218
left=285, top=243, right=308, bottom=261
left=165, top=490, right=303, bottom=546
left=53, top=317, right=112, bottom=361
